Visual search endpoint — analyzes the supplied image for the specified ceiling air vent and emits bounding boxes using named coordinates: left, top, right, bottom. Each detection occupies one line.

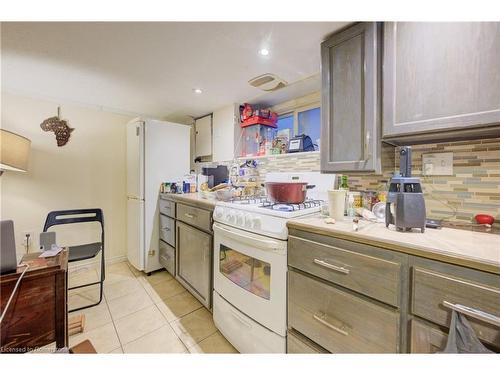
left=248, top=73, right=288, bottom=92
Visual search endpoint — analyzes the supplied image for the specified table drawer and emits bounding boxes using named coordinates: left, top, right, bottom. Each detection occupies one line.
left=287, top=330, right=328, bottom=353
left=159, top=197, right=175, bottom=218
left=288, top=270, right=400, bottom=353
left=289, top=236, right=401, bottom=306
left=410, top=319, right=448, bottom=353
left=159, top=214, right=175, bottom=247
left=176, top=203, right=212, bottom=232
left=412, top=267, right=500, bottom=349
left=159, top=240, right=175, bottom=276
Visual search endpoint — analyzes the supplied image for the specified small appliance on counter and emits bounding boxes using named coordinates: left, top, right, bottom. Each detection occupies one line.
left=202, top=165, right=228, bottom=189
left=288, top=134, right=315, bottom=153
left=385, top=146, right=426, bottom=233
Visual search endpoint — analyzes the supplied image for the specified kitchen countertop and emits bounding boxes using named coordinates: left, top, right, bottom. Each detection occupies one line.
left=160, top=192, right=216, bottom=210
left=287, top=216, right=500, bottom=274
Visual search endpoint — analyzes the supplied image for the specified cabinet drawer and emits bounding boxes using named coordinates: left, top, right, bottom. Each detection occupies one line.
left=287, top=331, right=328, bottom=353
left=412, top=267, right=500, bottom=349
left=159, top=240, right=175, bottom=276
left=176, top=203, right=212, bottom=232
left=159, top=198, right=175, bottom=218
left=159, top=214, right=175, bottom=247
left=289, top=236, right=401, bottom=306
left=288, top=270, right=399, bottom=353
left=410, top=319, right=448, bottom=353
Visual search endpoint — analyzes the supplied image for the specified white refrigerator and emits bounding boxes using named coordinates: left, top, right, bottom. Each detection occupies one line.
left=126, top=118, right=190, bottom=273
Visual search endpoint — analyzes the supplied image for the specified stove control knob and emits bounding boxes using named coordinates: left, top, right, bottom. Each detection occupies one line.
left=236, top=212, right=244, bottom=225
left=244, top=214, right=252, bottom=227
left=214, top=207, right=224, bottom=219
left=228, top=210, right=236, bottom=223
left=252, top=216, right=262, bottom=229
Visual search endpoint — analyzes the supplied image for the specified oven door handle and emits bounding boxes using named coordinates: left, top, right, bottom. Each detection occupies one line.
left=213, top=223, right=283, bottom=252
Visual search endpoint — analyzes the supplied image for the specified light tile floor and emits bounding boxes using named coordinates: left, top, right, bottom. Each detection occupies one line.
left=68, top=261, right=238, bottom=354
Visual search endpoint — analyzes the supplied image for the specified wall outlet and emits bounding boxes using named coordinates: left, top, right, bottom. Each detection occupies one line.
left=22, top=230, right=36, bottom=252
left=422, top=152, right=453, bottom=176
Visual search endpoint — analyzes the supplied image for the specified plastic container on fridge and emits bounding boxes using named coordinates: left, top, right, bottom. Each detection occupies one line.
left=240, top=123, right=277, bottom=157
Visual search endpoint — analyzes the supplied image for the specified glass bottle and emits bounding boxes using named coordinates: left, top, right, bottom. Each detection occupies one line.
left=339, top=175, right=349, bottom=215
left=339, top=175, right=349, bottom=190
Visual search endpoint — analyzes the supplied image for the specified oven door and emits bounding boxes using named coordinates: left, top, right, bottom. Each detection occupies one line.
left=213, top=222, right=287, bottom=336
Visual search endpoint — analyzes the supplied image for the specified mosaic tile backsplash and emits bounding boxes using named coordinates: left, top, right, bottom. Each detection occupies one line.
left=196, top=137, right=500, bottom=222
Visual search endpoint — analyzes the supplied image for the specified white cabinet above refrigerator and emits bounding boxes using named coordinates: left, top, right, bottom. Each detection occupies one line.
left=194, top=114, right=212, bottom=158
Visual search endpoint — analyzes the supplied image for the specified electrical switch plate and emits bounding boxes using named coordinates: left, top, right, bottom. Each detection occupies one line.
left=422, top=152, right=453, bottom=176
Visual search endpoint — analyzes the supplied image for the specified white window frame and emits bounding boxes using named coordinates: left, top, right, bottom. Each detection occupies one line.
left=276, top=102, right=320, bottom=138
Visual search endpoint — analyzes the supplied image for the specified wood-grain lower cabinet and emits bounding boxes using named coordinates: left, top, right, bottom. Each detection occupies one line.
left=287, top=229, right=500, bottom=353
left=287, top=229, right=405, bottom=353
left=289, top=269, right=400, bottom=353
left=410, top=319, right=448, bottom=353
left=409, top=256, right=500, bottom=351
left=287, top=330, right=329, bottom=354
left=176, top=220, right=212, bottom=308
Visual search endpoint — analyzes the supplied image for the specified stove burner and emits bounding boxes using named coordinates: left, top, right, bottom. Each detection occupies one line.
left=228, top=195, right=267, bottom=205
left=273, top=204, right=294, bottom=212
left=260, top=199, right=323, bottom=211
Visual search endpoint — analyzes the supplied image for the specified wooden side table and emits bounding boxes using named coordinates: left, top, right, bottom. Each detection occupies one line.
left=0, top=250, right=68, bottom=353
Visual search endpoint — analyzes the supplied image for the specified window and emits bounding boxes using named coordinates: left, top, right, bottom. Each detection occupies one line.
left=298, top=107, right=321, bottom=146
left=276, top=113, right=294, bottom=139
left=276, top=105, right=321, bottom=150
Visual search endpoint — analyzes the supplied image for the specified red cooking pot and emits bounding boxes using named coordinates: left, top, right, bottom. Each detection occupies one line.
left=265, top=182, right=316, bottom=204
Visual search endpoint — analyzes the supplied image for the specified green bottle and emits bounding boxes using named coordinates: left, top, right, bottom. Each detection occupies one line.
left=339, top=175, right=349, bottom=190
left=339, top=175, right=349, bottom=216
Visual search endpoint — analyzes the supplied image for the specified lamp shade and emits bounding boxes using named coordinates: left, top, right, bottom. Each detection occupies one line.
left=0, top=129, right=31, bottom=172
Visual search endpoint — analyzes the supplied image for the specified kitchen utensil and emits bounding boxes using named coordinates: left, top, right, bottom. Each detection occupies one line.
left=385, top=147, right=426, bottom=233
left=265, top=182, right=315, bottom=204
left=474, top=214, right=495, bottom=225
left=328, top=189, right=346, bottom=221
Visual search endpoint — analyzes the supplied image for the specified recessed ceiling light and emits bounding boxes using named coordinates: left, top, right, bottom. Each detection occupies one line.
left=193, top=88, right=203, bottom=94
left=259, top=48, right=269, bottom=56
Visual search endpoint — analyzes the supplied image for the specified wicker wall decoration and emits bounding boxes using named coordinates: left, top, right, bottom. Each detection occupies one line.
left=40, top=107, right=74, bottom=147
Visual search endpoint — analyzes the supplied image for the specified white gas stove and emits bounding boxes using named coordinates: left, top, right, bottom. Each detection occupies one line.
left=212, top=172, right=335, bottom=353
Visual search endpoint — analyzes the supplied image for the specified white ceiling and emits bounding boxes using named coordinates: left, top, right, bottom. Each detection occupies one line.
left=1, top=22, right=349, bottom=123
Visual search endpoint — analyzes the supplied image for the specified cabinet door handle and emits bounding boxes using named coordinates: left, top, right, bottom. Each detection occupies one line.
left=313, top=313, right=349, bottom=336
left=360, top=131, right=372, bottom=162
left=162, top=227, right=171, bottom=232
left=184, top=213, right=197, bottom=219
left=443, top=301, right=500, bottom=327
left=313, top=259, right=350, bottom=274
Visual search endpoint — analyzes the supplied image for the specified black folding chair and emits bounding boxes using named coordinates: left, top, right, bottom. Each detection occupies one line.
left=43, top=208, right=105, bottom=312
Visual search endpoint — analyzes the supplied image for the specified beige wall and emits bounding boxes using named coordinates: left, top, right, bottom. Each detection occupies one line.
left=1, top=92, right=132, bottom=260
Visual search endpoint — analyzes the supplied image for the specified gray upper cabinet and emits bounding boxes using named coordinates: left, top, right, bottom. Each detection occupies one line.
left=321, top=22, right=382, bottom=173
left=383, top=22, right=500, bottom=143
